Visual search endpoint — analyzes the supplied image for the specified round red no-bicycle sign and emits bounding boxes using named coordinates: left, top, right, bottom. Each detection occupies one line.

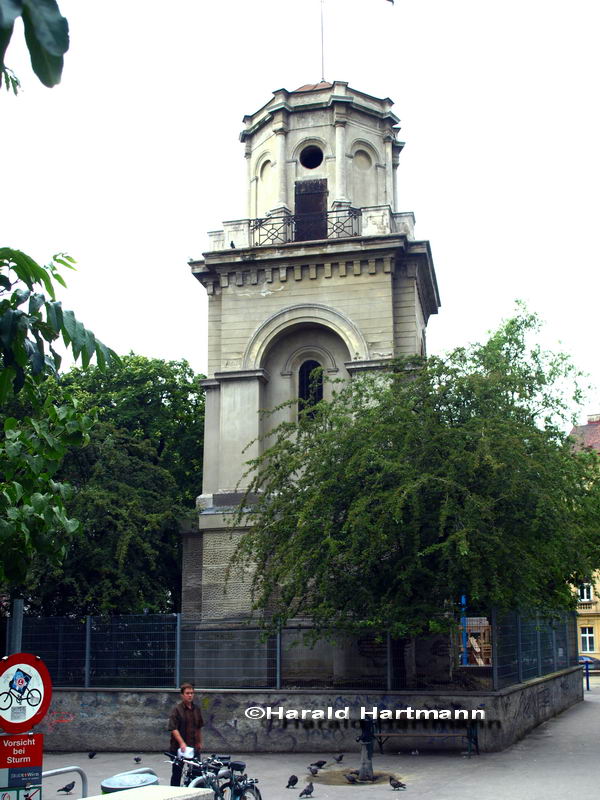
left=0, top=653, right=52, bottom=733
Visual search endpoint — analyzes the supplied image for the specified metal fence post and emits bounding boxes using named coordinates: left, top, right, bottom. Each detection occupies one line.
left=516, top=612, right=523, bottom=683
left=175, top=613, right=181, bottom=689
left=386, top=632, right=392, bottom=692
left=491, top=608, right=499, bottom=690
left=84, top=616, right=92, bottom=688
left=460, top=595, right=469, bottom=666
left=551, top=625, right=557, bottom=672
left=275, top=627, right=282, bottom=690
left=564, top=615, right=570, bottom=666
left=8, top=598, right=24, bottom=654
left=536, top=612, right=542, bottom=677
left=585, top=660, right=591, bottom=691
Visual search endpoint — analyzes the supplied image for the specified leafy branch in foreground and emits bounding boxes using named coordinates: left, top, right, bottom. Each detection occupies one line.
left=1, top=393, right=93, bottom=586
left=1, top=248, right=119, bottom=402
left=1, top=249, right=118, bottom=590
left=0, top=0, right=69, bottom=88
left=233, top=310, right=600, bottom=639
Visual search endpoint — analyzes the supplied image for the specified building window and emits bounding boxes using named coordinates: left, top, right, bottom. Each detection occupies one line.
left=581, top=627, right=595, bottom=653
left=298, top=359, right=323, bottom=414
left=579, top=584, right=593, bottom=602
left=299, top=145, right=324, bottom=170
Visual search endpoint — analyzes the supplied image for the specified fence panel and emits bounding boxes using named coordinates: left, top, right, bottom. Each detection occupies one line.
left=180, top=621, right=277, bottom=688
left=89, top=614, right=177, bottom=688
left=495, top=611, right=519, bottom=689
left=21, top=616, right=86, bottom=686
left=4, top=609, right=580, bottom=690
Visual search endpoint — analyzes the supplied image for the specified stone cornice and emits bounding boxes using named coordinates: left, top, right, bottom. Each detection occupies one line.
left=193, top=252, right=397, bottom=295
left=213, top=368, right=270, bottom=385
left=240, top=84, right=400, bottom=143
left=199, top=233, right=407, bottom=267
left=200, top=378, right=220, bottom=390
left=344, top=358, right=395, bottom=373
left=191, top=237, right=440, bottom=322
left=399, top=241, right=441, bottom=322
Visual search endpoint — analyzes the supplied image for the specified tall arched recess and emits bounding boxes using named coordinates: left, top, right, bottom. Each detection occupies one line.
left=242, top=303, right=370, bottom=371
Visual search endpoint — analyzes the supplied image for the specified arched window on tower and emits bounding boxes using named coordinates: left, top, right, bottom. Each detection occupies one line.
left=298, top=359, right=323, bottom=415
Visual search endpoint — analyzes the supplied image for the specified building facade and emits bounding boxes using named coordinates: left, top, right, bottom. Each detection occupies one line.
left=571, top=413, right=600, bottom=662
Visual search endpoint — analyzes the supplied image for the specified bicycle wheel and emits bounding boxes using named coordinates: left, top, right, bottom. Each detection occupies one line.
left=0, top=692, right=12, bottom=711
left=218, top=782, right=234, bottom=800
left=26, top=689, right=41, bottom=707
left=239, top=787, right=262, bottom=800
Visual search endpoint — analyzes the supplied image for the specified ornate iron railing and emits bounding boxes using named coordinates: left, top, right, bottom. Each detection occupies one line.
left=251, top=207, right=361, bottom=247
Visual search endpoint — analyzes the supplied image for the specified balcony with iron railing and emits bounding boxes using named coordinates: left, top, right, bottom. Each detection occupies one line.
left=207, top=205, right=416, bottom=251
left=252, top=207, right=361, bottom=246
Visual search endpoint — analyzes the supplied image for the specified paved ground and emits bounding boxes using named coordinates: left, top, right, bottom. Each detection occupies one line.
left=42, top=675, right=600, bottom=800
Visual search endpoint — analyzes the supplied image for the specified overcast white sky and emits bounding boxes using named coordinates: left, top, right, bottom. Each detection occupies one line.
left=3, top=0, right=599, bottom=421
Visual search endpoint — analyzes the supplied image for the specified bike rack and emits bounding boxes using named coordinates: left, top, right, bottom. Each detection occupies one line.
left=42, top=766, right=88, bottom=798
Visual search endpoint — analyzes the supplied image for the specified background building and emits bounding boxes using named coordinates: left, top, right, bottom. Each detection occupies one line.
left=571, top=413, right=600, bottom=663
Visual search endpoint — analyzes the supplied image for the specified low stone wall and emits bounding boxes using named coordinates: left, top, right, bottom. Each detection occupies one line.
left=39, top=667, right=582, bottom=753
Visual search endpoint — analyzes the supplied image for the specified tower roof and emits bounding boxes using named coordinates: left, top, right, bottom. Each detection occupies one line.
left=292, top=81, right=333, bottom=93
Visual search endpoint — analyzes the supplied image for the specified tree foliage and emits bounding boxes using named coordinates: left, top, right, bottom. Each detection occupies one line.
left=0, top=0, right=68, bottom=88
left=22, top=356, right=205, bottom=615
left=1, top=394, right=92, bottom=587
left=1, top=250, right=118, bottom=590
left=25, top=422, right=184, bottom=615
left=60, top=355, right=205, bottom=507
left=234, top=310, right=600, bottom=638
left=1, top=249, right=117, bottom=402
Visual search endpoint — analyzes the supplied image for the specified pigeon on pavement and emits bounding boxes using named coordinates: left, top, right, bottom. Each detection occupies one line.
left=344, top=773, right=358, bottom=783
left=134, top=756, right=142, bottom=763
left=333, top=754, right=344, bottom=763
left=57, top=782, right=76, bottom=794
left=310, top=760, right=327, bottom=768
left=308, top=766, right=319, bottom=776
left=390, top=776, right=407, bottom=790
left=286, top=775, right=298, bottom=788
left=299, top=782, right=314, bottom=797
left=88, top=751, right=96, bottom=759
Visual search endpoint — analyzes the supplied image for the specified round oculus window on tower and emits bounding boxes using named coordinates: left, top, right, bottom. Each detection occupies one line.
left=299, top=145, right=324, bottom=169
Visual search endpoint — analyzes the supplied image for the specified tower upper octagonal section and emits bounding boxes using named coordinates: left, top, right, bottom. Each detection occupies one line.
left=239, top=80, right=405, bottom=222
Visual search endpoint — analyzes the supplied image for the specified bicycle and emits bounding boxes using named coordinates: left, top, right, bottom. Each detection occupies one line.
left=212, top=760, right=262, bottom=800
left=163, top=752, right=232, bottom=798
left=0, top=668, right=41, bottom=711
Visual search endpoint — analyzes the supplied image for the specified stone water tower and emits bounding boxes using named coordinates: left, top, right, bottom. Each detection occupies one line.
left=183, top=82, right=440, bottom=680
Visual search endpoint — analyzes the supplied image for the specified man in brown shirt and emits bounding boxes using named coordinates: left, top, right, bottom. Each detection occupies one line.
left=168, top=682, right=204, bottom=786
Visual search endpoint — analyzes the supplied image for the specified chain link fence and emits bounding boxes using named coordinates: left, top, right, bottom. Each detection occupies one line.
left=493, top=610, right=578, bottom=689
left=4, top=610, right=579, bottom=691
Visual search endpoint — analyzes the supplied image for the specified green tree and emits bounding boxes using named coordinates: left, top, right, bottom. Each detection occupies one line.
left=60, top=355, right=205, bottom=506
left=234, top=310, right=600, bottom=638
left=26, top=423, right=184, bottom=615
left=1, top=250, right=117, bottom=589
left=22, top=356, right=205, bottom=615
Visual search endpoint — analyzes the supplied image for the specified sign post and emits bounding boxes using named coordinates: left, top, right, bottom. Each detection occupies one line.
left=0, top=655, right=52, bottom=800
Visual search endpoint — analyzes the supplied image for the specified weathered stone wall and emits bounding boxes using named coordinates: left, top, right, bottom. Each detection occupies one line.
left=39, top=668, right=581, bottom=753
